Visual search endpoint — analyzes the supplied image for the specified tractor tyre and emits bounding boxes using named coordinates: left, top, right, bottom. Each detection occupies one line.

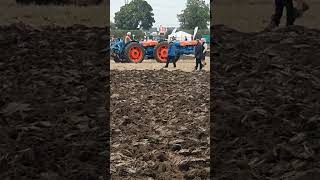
left=124, top=42, right=145, bottom=63
left=154, top=41, right=169, bottom=63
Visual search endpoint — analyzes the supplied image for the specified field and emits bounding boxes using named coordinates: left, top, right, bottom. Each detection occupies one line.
left=213, top=1, right=319, bottom=179
left=214, top=0, right=320, bottom=32
left=2, top=0, right=319, bottom=179
left=0, top=1, right=211, bottom=179
left=111, top=70, right=210, bottom=179
left=0, top=0, right=106, bottom=27
left=111, top=58, right=210, bottom=72
left=110, top=59, right=210, bottom=179
left=0, top=24, right=108, bottom=179
left=110, top=57, right=210, bottom=179
left=212, top=22, right=320, bottom=179
left=0, top=1, right=110, bottom=179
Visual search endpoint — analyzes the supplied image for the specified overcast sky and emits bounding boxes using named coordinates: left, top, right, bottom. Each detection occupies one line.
left=110, top=0, right=210, bottom=27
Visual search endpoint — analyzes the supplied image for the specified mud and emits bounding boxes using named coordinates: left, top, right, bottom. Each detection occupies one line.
left=111, top=58, right=211, bottom=72
left=0, top=23, right=108, bottom=179
left=16, top=0, right=103, bottom=6
left=212, top=25, right=320, bottom=179
left=111, top=70, right=210, bottom=179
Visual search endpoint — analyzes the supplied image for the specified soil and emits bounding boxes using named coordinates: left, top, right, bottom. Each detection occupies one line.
left=214, top=0, right=320, bottom=32
left=0, top=23, right=108, bottom=180
left=111, top=58, right=210, bottom=72
left=212, top=25, right=320, bottom=179
left=111, top=70, right=210, bottom=179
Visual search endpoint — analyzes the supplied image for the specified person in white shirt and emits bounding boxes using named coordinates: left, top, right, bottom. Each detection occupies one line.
left=144, top=33, right=147, bottom=41
left=125, top=32, right=132, bottom=43
left=201, top=38, right=208, bottom=66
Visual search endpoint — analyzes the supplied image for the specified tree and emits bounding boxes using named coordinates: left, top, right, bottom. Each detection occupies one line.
left=177, top=0, right=210, bottom=29
left=114, top=0, right=155, bottom=30
left=110, top=21, right=116, bottom=30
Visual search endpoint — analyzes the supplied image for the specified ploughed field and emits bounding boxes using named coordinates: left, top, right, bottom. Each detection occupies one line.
left=111, top=70, right=210, bottom=179
left=212, top=24, right=320, bottom=179
left=0, top=24, right=108, bottom=179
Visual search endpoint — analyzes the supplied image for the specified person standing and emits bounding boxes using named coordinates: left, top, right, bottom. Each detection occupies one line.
left=201, top=38, right=208, bottom=66
left=144, top=33, right=147, bottom=41
left=266, top=0, right=295, bottom=30
left=164, top=41, right=177, bottom=68
left=265, top=0, right=309, bottom=31
left=194, top=40, right=204, bottom=71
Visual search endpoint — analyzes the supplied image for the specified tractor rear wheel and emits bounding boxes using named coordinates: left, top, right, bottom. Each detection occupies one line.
left=125, top=42, right=145, bottom=63
left=154, top=41, right=169, bottom=63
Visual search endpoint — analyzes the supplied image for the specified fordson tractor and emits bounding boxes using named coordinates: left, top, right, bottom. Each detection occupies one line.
left=110, top=27, right=199, bottom=63
left=110, top=39, right=162, bottom=63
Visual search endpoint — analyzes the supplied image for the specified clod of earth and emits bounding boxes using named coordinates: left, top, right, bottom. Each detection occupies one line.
left=212, top=24, right=320, bottom=180
left=0, top=23, right=108, bottom=179
left=111, top=70, right=210, bottom=179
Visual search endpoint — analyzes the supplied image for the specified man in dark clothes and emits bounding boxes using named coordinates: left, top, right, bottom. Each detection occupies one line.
left=194, top=40, right=204, bottom=71
left=164, top=41, right=177, bottom=68
left=265, top=0, right=309, bottom=31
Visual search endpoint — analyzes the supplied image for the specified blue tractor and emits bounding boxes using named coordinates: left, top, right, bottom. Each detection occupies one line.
left=110, top=27, right=200, bottom=63
left=110, top=38, right=158, bottom=63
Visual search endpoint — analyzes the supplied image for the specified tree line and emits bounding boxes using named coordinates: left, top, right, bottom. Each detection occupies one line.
left=113, top=0, right=210, bottom=30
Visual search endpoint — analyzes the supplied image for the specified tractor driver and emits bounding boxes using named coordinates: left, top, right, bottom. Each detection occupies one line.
left=125, top=32, right=132, bottom=43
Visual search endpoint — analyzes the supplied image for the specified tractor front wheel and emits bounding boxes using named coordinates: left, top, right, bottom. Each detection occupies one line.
left=125, top=42, right=145, bottom=63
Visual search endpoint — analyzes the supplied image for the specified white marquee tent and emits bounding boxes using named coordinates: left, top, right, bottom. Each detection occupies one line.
left=168, top=31, right=193, bottom=41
